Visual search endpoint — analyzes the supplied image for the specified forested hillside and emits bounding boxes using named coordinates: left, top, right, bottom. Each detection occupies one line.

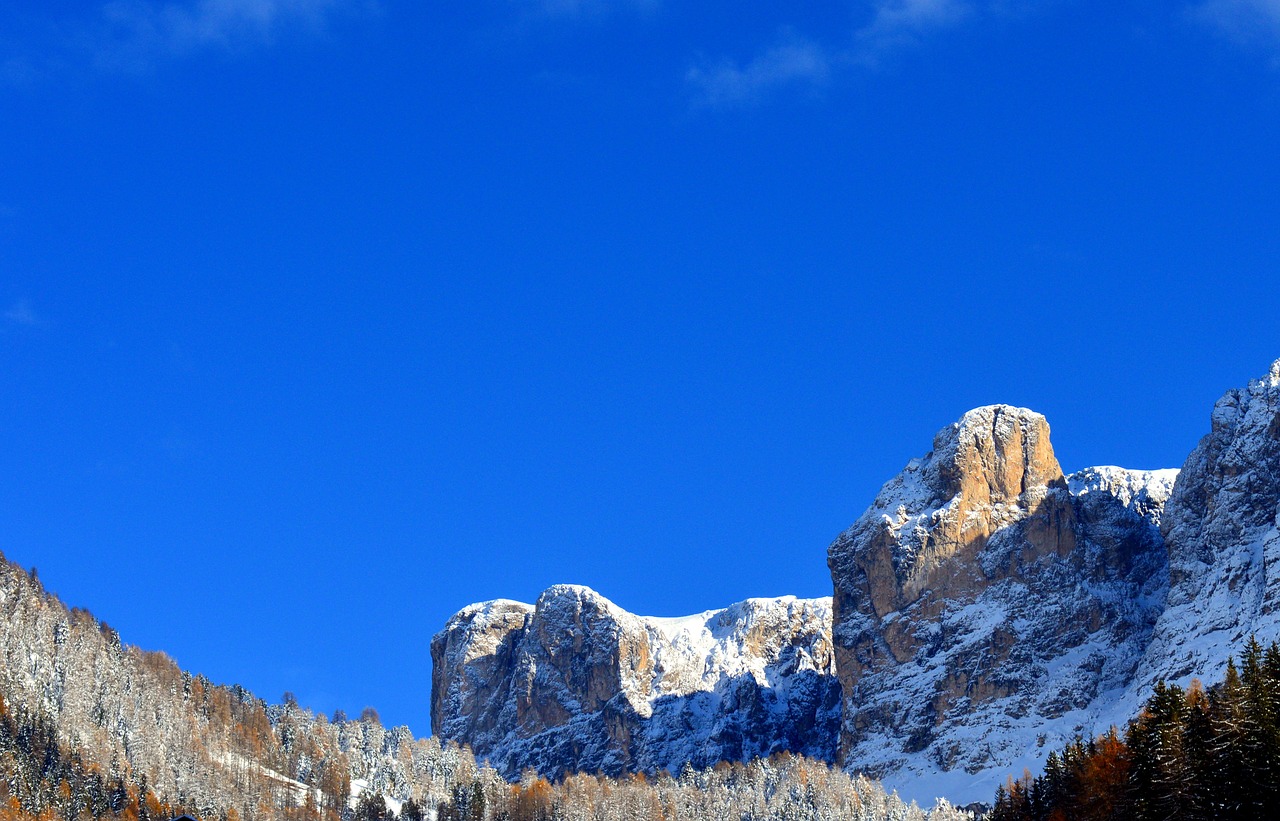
left=990, top=638, right=1280, bottom=820
left=0, top=552, right=515, bottom=820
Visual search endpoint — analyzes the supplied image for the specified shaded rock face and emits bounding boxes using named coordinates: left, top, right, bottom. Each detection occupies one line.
left=1129, top=359, right=1280, bottom=697
left=828, top=405, right=1176, bottom=795
left=431, top=585, right=839, bottom=779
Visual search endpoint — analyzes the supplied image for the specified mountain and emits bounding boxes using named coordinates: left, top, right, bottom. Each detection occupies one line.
left=827, top=405, right=1176, bottom=801
left=431, top=584, right=839, bottom=779
left=432, top=360, right=1280, bottom=805
left=0, top=555, right=958, bottom=821
left=1127, top=358, right=1280, bottom=700
left=15, top=358, right=1275, bottom=816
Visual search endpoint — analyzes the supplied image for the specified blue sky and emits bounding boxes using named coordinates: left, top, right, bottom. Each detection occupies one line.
left=2, top=0, right=1279, bottom=733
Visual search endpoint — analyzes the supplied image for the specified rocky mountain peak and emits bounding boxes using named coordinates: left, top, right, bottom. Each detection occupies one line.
left=428, top=360, right=1280, bottom=806
left=830, top=404, right=1066, bottom=621
left=535, top=583, right=616, bottom=610
left=1163, top=358, right=1280, bottom=575
left=828, top=405, right=1173, bottom=802
left=1128, top=359, right=1280, bottom=697
left=937, top=404, right=1063, bottom=507
left=431, top=587, right=839, bottom=780
left=1067, top=466, right=1179, bottom=527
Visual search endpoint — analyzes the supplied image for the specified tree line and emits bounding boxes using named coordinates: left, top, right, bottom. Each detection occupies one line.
left=350, top=753, right=968, bottom=821
left=991, top=637, right=1280, bottom=821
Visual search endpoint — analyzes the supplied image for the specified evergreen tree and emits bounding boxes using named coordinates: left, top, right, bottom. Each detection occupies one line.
left=354, top=790, right=390, bottom=821
left=399, top=798, right=423, bottom=821
left=992, top=640, right=1280, bottom=821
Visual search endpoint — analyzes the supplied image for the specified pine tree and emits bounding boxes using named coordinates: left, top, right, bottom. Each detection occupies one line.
left=399, top=798, right=423, bottom=821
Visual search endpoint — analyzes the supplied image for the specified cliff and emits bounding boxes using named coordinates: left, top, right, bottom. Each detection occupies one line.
left=431, top=585, right=839, bottom=778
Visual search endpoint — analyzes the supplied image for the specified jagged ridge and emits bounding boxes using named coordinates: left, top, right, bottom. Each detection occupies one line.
left=430, top=359, right=1280, bottom=808
left=431, top=585, right=839, bottom=779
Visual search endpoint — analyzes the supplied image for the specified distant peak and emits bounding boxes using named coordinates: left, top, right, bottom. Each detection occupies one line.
left=535, top=584, right=621, bottom=613
left=539, top=582, right=602, bottom=598
left=957, top=404, right=1046, bottom=425
left=937, top=405, right=1054, bottom=462
left=933, top=403, right=1062, bottom=494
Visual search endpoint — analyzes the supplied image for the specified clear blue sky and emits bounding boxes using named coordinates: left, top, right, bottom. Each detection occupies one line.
left=1, top=0, right=1278, bottom=734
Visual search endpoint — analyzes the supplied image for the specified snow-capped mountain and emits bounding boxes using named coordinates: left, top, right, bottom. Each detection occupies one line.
left=827, top=405, right=1176, bottom=802
left=433, top=359, right=1280, bottom=807
left=1126, top=359, right=1280, bottom=701
left=431, top=585, right=839, bottom=779
left=0, top=550, right=965, bottom=821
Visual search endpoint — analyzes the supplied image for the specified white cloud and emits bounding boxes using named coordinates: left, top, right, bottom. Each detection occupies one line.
left=4, top=299, right=40, bottom=327
left=686, top=36, right=831, bottom=108
left=94, top=0, right=346, bottom=64
left=1194, top=0, right=1280, bottom=45
left=0, top=0, right=358, bottom=81
left=685, top=0, right=984, bottom=107
left=856, top=0, right=973, bottom=60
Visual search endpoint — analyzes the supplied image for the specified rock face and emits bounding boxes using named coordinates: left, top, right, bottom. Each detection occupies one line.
left=827, top=406, right=1177, bottom=800
left=1128, top=359, right=1280, bottom=699
left=430, top=360, right=1280, bottom=806
left=431, top=585, right=839, bottom=779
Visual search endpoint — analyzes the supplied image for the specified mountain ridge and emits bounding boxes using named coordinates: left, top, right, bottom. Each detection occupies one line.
left=431, top=585, right=840, bottom=779
left=434, top=359, right=1280, bottom=806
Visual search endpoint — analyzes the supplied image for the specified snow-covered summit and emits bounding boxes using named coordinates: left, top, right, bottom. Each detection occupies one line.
left=431, top=585, right=838, bottom=779
left=1066, top=466, right=1179, bottom=525
left=828, top=403, right=1176, bottom=804
left=429, top=360, right=1280, bottom=808
left=831, top=403, right=1061, bottom=618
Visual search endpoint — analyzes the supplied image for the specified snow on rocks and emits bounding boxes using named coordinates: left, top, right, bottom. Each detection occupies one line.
left=430, top=586, right=839, bottom=780
left=828, top=406, right=1175, bottom=805
left=430, top=360, right=1280, bottom=809
left=1125, top=359, right=1280, bottom=705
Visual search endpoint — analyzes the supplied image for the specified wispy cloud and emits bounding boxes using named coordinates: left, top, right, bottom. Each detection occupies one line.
left=2, top=0, right=357, bottom=79
left=4, top=299, right=40, bottom=327
left=687, top=35, right=831, bottom=108
left=856, top=0, right=973, bottom=62
left=94, top=0, right=348, bottom=66
left=1193, top=0, right=1280, bottom=46
left=685, top=0, right=983, bottom=108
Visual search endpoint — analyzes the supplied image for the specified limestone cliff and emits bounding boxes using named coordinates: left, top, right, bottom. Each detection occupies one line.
left=431, top=585, right=838, bottom=779
left=827, top=405, right=1175, bottom=799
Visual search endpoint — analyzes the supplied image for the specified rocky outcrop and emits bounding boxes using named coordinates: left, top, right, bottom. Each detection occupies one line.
left=828, top=405, right=1176, bottom=800
left=429, top=361, right=1280, bottom=805
left=431, top=585, right=839, bottom=779
left=1128, top=359, right=1280, bottom=699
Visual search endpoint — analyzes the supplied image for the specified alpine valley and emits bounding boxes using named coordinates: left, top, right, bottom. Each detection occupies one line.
left=5, top=360, right=1280, bottom=819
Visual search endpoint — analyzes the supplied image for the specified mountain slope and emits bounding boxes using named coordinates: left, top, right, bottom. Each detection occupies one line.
left=0, top=553, right=493, bottom=820
left=0, top=552, right=959, bottom=821
left=1126, top=359, right=1280, bottom=704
